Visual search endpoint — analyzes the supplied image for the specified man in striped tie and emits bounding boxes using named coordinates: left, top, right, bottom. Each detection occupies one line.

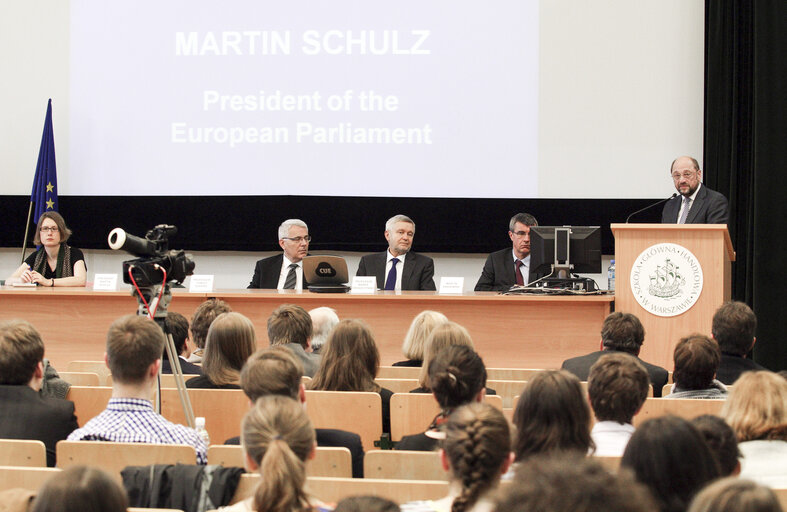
left=248, top=219, right=311, bottom=290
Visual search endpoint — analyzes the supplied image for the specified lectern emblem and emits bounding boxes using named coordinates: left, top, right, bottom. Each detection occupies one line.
left=630, top=243, right=703, bottom=318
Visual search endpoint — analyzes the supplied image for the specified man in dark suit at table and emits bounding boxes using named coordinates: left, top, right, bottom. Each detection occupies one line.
left=356, top=214, right=436, bottom=291
left=561, top=312, right=669, bottom=397
left=661, top=156, right=729, bottom=224
left=0, top=319, right=78, bottom=466
left=248, top=219, right=311, bottom=290
left=474, top=212, right=540, bottom=291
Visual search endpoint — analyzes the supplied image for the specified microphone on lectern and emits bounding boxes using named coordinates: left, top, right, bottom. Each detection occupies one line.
left=625, top=194, right=678, bottom=223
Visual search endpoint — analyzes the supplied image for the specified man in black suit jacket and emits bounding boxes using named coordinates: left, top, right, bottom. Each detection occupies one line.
left=561, top=312, right=669, bottom=397
left=0, top=320, right=78, bottom=466
left=661, top=156, right=729, bottom=224
left=356, top=214, right=436, bottom=291
left=711, top=301, right=766, bottom=384
left=475, top=212, right=540, bottom=291
left=248, top=219, right=311, bottom=290
left=228, top=348, right=365, bottom=477
left=161, top=312, right=202, bottom=375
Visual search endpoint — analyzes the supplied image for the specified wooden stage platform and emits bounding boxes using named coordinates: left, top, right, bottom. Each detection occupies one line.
left=0, top=287, right=614, bottom=370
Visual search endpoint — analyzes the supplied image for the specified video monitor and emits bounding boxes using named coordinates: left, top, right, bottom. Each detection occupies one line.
left=529, top=226, right=602, bottom=279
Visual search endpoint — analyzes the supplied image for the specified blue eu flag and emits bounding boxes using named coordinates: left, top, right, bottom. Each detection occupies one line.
left=31, top=99, right=58, bottom=224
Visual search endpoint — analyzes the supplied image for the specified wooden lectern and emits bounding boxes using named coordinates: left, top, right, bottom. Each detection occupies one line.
left=611, top=224, right=735, bottom=369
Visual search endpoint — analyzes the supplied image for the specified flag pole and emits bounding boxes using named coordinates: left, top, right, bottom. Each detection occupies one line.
left=20, top=202, right=34, bottom=263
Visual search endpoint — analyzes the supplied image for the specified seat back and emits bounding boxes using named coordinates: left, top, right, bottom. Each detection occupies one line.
left=377, top=366, right=421, bottom=379
left=58, top=372, right=101, bottom=386
left=159, top=388, right=249, bottom=445
left=364, top=450, right=447, bottom=480
left=56, top=441, right=197, bottom=481
left=633, top=398, right=724, bottom=427
left=486, top=368, right=550, bottom=381
left=66, top=386, right=113, bottom=427
left=0, top=440, right=47, bottom=467
left=65, top=361, right=111, bottom=385
left=375, top=378, right=419, bottom=394
left=304, top=390, right=383, bottom=451
left=207, top=445, right=352, bottom=478
left=389, top=393, right=503, bottom=442
left=0, top=466, right=61, bottom=492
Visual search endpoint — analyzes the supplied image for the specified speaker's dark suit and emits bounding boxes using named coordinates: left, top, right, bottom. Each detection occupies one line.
left=561, top=350, right=669, bottom=397
left=474, top=248, right=538, bottom=291
left=248, top=254, right=309, bottom=289
left=356, top=252, right=436, bottom=291
left=0, top=385, right=79, bottom=466
left=661, top=185, right=729, bottom=224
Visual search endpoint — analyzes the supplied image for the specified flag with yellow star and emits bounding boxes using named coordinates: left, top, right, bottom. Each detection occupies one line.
left=30, top=99, right=58, bottom=224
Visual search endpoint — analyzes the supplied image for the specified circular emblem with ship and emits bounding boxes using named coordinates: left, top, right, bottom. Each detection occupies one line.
left=629, top=243, right=703, bottom=318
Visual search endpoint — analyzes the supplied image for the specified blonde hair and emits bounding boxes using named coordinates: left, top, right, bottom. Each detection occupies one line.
left=202, top=312, right=257, bottom=386
left=418, top=321, right=474, bottom=389
left=401, top=310, right=448, bottom=361
left=242, top=396, right=315, bottom=512
left=309, top=319, right=380, bottom=393
left=721, top=371, right=787, bottom=442
left=443, top=403, right=511, bottom=512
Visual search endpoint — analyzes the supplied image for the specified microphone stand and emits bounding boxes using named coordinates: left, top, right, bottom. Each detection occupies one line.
left=626, top=194, right=678, bottom=223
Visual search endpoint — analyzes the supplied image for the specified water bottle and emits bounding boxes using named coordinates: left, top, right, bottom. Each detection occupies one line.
left=195, top=416, right=210, bottom=446
left=607, top=259, right=616, bottom=292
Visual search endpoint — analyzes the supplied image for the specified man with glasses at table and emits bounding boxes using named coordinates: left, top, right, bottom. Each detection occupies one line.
left=661, top=156, right=728, bottom=224
left=248, top=219, right=312, bottom=290
left=474, top=212, right=540, bottom=291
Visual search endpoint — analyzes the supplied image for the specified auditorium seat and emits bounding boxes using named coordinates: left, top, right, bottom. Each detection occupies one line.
left=304, top=390, right=383, bottom=451
left=160, top=388, right=249, bottom=445
left=66, top=386, right=112, bottom=427
left=65, top=361, right=111, bottom=385
left=0, top=466, right=60, bottom=492
left=389, top=393, right=503, bottom=442
left=486, top=368, right=551, bottom=381
left=56, top=441, right=198, bottom=481
left=592, top=455, right=622, bottom=471
left=375, top=378, right=419, bottom=394
left=0, top=439, right=47, bottom=467
left=364, top=450, right=447, bottom=480
left=58, top=372, right=101, bottom=386
left=633, top=398, right=724, bottom=427
left=207, top=445, right=352, bottom=478
left=377, top=366, right=420, bottom=379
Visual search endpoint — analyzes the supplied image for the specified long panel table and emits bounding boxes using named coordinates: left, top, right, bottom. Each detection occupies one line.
left=0, top=287, right=613, bottom=370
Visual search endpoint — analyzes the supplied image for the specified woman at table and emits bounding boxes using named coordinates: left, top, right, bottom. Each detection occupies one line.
left=186, top=312, right=256, bottom=389
left=6, top=212, right=86, bottom=287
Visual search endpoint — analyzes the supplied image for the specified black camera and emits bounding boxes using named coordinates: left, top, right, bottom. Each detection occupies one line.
left=108, top=225, right=195, bottom=286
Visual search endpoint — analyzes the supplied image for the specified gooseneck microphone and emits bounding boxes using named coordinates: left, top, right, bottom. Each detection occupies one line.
left=625, top=193, right=678, bottom=223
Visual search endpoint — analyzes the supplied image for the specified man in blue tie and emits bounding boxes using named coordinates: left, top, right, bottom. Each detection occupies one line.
left=661, top=156, right=729, bottom=224
left=356, top=214, right=436, bottom=291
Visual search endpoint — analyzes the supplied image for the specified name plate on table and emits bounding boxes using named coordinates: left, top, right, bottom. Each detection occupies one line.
left=439, top=277, right=464, bottom=294
left=93, top=274, right=118, bottom=291
left=189, top=275, right=215, bottom=293
left=351, top=276, right=377, bottom=294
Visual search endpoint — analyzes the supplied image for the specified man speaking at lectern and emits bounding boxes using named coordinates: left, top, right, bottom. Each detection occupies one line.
left=661, top=156, right=729, bottom=224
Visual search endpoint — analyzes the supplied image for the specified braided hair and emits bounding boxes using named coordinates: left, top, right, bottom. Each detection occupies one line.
left=442, top=402, right=511, bottom=512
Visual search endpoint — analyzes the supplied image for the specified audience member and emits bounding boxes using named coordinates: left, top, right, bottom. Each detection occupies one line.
left=0, top=319, right=78, bottom=466
left=396, top=345, right=487, bottom=451
left=666, top=334, right=727, bottom=399
left=721, top=370, right=787, bottom=487
left=218, top=395, right=330, bottom=512
left=494, top=453, right=657, bottom=512
left=334, top=496, right=400, bottom=512
left=309, top=319, right=393, bottom=434
left=401, top=403, right=512, bottom=512
left=394, top=310, right=448, bottom=367
left=188, top=298, right=232, bottom=363
left=587, top=352, right=649, bottom=456
left=562, top=312, right=669, bottom=396
left=621, top=415, right=720, bottom=512
left=412, top=322, right=494, bottom=396
left=186, top=312, right=256, bottom=389
left=512, top=370, right=593, bottom=465
left=690, top=415, right=741, bottom=477
left=67, top=315, right=207, bottom=464
left=308, top=306, right=339, bottom=354
left=687, top=477, right=784, bottom=512
left=31, top=465, right=127, bottom=512
left=161, top=311, right=202, bottom=375
left=267, top=304, right=320, bottom=377
left=711, top=301, right=766, bottom=384
left=226, top=347, right=364, bottom=478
